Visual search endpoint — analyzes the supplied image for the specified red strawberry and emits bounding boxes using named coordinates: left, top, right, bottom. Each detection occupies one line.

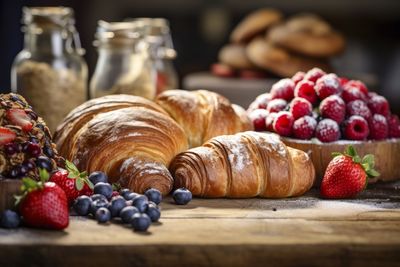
left=368, top=114, right=388, bottom=140
left=266, top=99, right=287, bottom=113
left=6, top=109, right=33, bottom=132
left=304, top=68, right=326, bottom=83
left=292, top=71, right=305, bottom=85
left=248, top=109, right=269, bottom=131
left=273, top=111, right=294, bottom=136
left=387, top=114, right=400, bottom=138
left=343, top=115, right=369, bottom=140
left=315, top=73, right=342, bottom=100
left=49, top=160, right=94, bottom=205
left=321, top=146, right=379, bottom=199
left=292, top=116, right=317, bottom=139
left=315, top=118, right=340, bottom=142
left=346, top=100, right=372, bottom=120
left=289, top=97, right=312, bottom=119
left=270, top=78, right=295, bottom=101
left=319, top=95, right=346, bottom=124
left=18, top=170, right=69, bottom=230
left=368, top=95, right=390, bottom=116
left=294, top=80, right=317, bottom=105
left=0, top=127, right=16, bottom=145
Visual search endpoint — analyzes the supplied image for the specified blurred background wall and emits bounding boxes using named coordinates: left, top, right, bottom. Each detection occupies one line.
left=1, top=0, right=400, bottom=112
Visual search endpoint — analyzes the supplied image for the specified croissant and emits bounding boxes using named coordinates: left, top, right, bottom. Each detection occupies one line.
left=170, top=131, right=315, bottom=198
left=54, top=95, right=189, bottom=195
left=156, top=90, right=253, bottom=148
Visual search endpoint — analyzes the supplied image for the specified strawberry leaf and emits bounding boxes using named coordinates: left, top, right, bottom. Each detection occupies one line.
left=75, top=178, right=84, bottom=191
left=86, top=179, right=94, bottom=190
left=68, top=172, right=78, bottom=179
left=39, top=168, right=49, bottom=183
left=65, top=160, right=80, bottom=175
left=353, top=155, right=361, bottom=163
left=362, top=154, right=375, bottom=168
left=366, top=169, right=380, bottom=178
left=22, top=177, right=37, bottom=191
left=112, top=183, right=121, bottom=191
left=345, top=145, right=356, bottom=157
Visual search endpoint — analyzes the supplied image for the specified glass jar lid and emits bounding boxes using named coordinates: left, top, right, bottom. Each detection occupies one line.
left=94, top=20, right=144, bottom=47
left=23, top=7, right=74, bottom=29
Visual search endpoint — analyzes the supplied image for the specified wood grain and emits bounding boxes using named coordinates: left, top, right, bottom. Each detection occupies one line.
left=0, top=179, right=22, bottom=212
left=282, top=138, right=400, bottom=185
left=0, top=186, right=399, bottom=267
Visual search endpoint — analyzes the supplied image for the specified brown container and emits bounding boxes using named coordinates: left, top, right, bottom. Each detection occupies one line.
left=281, top=137, right=400, bottom=186
left=0, top=179, right=22, bottom=212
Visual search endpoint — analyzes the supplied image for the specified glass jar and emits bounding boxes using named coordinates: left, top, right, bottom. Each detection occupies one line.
left=11, top=7, right=88, bottom=133
left=89, top=20, right=156, bottom=100
left=133, top=18, right=178, bottom=94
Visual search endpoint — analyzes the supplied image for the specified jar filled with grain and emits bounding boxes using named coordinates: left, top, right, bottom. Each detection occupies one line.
left=89, top=20, right=156, bottom=100
left=11, top=7, right=88, bottom=133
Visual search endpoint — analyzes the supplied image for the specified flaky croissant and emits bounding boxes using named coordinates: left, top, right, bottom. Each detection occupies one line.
left=156, top=90, right=253, bottom=148
left=170, top=131, right=315, bottom=198
left=54, top=95, right=189, bottom=195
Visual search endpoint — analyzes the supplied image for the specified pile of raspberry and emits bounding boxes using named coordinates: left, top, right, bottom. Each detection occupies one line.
left=248, top=68, right=400, bottom=142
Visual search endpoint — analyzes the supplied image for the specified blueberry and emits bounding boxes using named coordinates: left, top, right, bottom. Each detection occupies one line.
left=144, top=188, right=162, bottom=205
left=27, top=111, right=38, bottom=121
left=119, top=188, right=131, bottom=199
left=88, top=171, right=108, bottom=185
left=23, top=160, right=36, bottom=170
left=146, top=202, right=161, bottom=222
left=131, top=213, right=151, bottom=231
left=124, top=192, right=139, bottom=201
left=35, top=156, right=53, bottom=172
left=93, top=182, right=113, bottom=199
left=132, top=195, right=149, bottom=213
left=90, top=194, right=107, bottom=202
left=108, top=196, right=127, bottom=217
left=73, top=195, right=92, bottom=216
left=8, top=167, right=20, bottom=179
left=0, top=210, right=20, bottom=229
left=17, top=164, right=29, bottom=176
left=29, top=136, right=39, bottom=143
left=172, top=188, right=192, bottom=205
left=90, top=199, right=109, bottom=215
left=120, top=206, right=139, bottom=223
left=43, top=145, right=54, bottom=158
left=95, top=207, right=111, bottom=223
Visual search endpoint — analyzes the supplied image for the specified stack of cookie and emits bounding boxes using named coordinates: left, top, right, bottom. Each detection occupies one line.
left=212, top=9, right=345, bottom=78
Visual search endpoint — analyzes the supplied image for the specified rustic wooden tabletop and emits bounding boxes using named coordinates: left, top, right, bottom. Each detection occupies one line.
left=0, top=183, right=399, bottom=267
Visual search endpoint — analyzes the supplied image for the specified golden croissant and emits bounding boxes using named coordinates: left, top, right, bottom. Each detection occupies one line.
left=170, top=131, right=315, bottom=198
left=54, top=94, right=189, bottom=195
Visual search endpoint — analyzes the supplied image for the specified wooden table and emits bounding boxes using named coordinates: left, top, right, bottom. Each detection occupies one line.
left=1, top=183, right=400, bottom=267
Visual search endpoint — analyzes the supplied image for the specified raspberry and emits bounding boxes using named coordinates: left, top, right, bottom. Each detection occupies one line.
left=387, top=114, right=400, bottom=138
left=346, top=100, right=371, bottom=120
left=368, top=95, right=390, bottom=116
left=344, top=115, right=369, bottom=140
left=319, top=95, right=346, bottom=124
left=265, top=112, right=278, bottom=131
left=270, top=78, right=295, bottom=101
left=289, top=97, right=312, bottom=119
left=342, top=84, right=368, bottom=103
left=315, top=73, right=342, bottom=100
left=345, top=80, right=368, bottom=95
left=294, top=80, right=317, bottom=105
left=304, top=68, right=326, bottom=83
left=315, top=118, right=340, bottom=142
left=368, top=114, right=388, bottom=140
left=292, top=116, right=317, bottom=139
left=248, top=109, right=269, bottom=131
left=266, top=99, right=287, bottom=113
left=292, top=71, right=305, bottom=85
left=273, top=111, right=294, bottom=137
left=339, top=77, right=349, bottom=87
left=251, top=93, right=272, bottom=109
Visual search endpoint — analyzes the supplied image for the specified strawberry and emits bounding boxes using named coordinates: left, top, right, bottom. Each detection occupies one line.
left=0, top=127, right=16, bottom=145
left=49, top=160, right=94, bottom=205
left=321, top=146, right=379, bottom=199
left=6, top=109, right=33, bottom=132
left=17, top=169, right=69, bottom=230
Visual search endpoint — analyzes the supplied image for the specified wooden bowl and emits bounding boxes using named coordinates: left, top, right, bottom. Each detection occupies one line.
left=0, top=179, right=22, bottom=212
left=281, top=137, right=400, bottom=186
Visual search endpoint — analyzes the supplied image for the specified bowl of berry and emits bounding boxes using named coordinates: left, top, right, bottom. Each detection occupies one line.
left=248, top=68, right=400, bottom=185
left=0, top=93, right=62, bottom=211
